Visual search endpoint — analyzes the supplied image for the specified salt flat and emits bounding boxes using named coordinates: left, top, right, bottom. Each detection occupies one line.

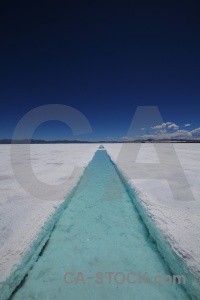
left=104, top=143, right=200, bottom=298
left=0, top=143, right=199, bottom=299
left=0, top=144, right=99, bottom=297
left=10, top=148, right=189, bottom=300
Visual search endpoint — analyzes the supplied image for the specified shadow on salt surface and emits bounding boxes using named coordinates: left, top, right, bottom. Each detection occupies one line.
left=10, top=150, right=190, bottom=300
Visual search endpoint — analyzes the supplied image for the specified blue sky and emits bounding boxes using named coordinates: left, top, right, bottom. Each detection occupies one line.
left=0, top=1, right=199, bottom=141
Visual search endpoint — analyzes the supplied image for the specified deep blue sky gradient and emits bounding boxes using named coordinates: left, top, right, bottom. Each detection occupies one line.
left=0, top=1, right=199, bottom=140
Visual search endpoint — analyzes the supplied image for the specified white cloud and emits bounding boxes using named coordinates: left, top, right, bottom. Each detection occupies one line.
left=167, top=123, right=179, bottom=130
left=151, top=123, right=167, bottom=129
left=151, top=122, right=174, bottom=130
left=122, top=120, right=200, bottom=141
left=137, top=130, right=192, bottom=140
left=158, top=129, right=167, bottom=133
left=191, top=127, right=200, bottom=137
left=122, top=126, right=200, bottom=141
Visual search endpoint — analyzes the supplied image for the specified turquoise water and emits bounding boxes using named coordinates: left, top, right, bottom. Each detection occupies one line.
left=11, top=150, right=189, bottom=300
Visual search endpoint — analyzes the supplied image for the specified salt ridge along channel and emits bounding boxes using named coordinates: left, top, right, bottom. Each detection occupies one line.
left=10, top=148, right=190, bottom=300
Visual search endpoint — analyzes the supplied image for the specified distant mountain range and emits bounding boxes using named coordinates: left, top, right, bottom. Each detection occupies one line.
left=0, top=139, right=94, bottom=144
left=0, top=139, right=199, bottom=144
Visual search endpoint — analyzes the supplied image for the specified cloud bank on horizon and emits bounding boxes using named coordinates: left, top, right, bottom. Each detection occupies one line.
left=123, top=122, right=200, bottom=141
